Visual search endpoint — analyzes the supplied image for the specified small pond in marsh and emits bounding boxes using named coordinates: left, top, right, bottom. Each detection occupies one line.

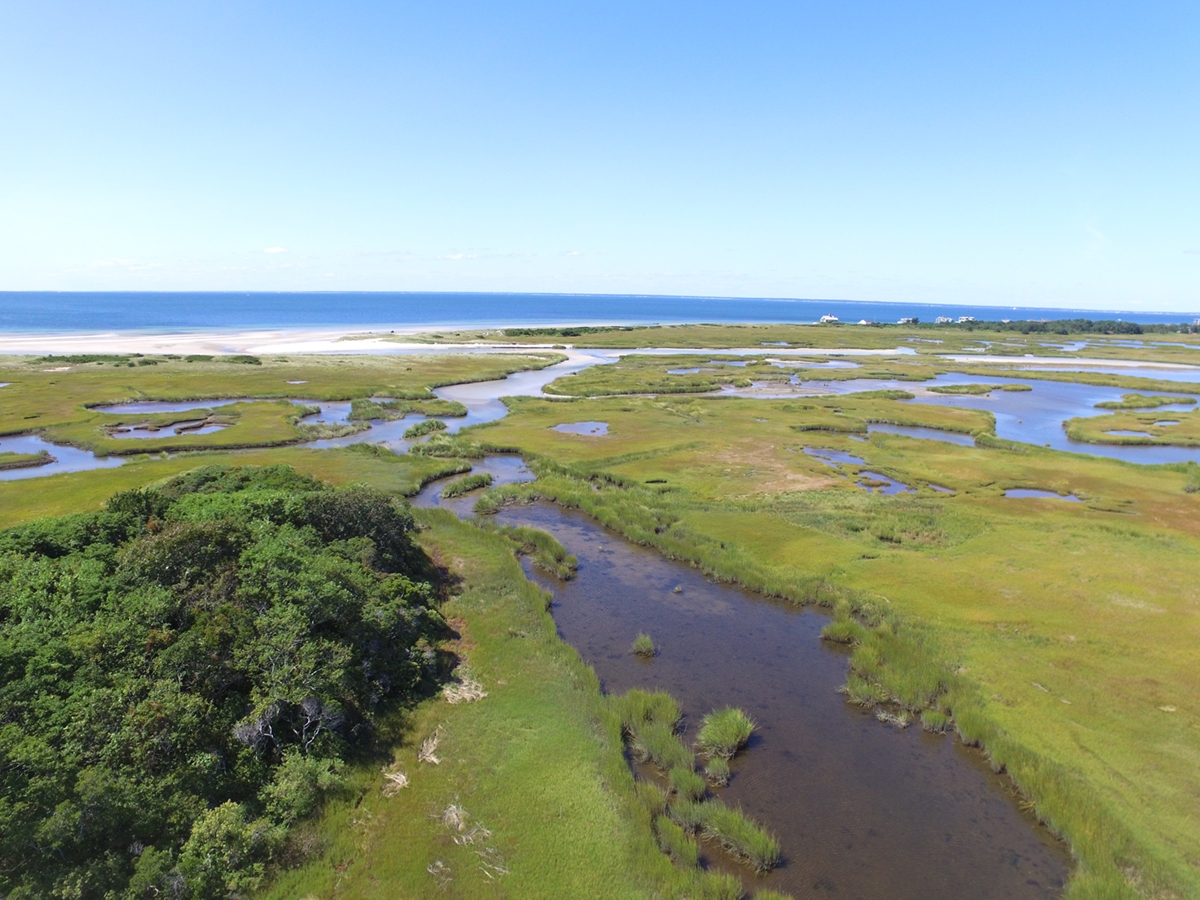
left=1005, top=489, right=1081, bottom=502
left=411, top=463, right=1071, bottom=898
left=552, top=421, right=609, bottom=435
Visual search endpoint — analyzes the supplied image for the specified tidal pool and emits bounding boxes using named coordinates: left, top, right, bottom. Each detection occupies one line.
left=93, top=399, right=240, bottom=414
left=857, top=470, right=913, bottom=494
left=1005, top=489, right=1081, bottom=501
left=552, top=421, right=609, bottom=435
left=412, top=468, right=1071, bottom=898
left=867, top=423, right=976, bottom=446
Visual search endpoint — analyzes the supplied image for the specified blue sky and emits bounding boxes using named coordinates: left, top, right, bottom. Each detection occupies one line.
left=1, top=1, right=1197, bottom=311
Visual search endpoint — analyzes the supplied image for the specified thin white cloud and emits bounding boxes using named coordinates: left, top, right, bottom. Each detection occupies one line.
left=563, top=250, right=581, bottom=257
left=263, top=247, right=288, bottom=254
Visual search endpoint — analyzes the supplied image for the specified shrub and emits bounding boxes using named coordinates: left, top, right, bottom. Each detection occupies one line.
left=259, top=751, right=346, bottom=825
left=695, top=707, right=755, bottom=759
left=669, top=766, right=707, bottom=801
left=631, top=632, right=656, bottom=657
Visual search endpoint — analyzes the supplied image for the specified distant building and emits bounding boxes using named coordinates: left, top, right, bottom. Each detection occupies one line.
left=898, top=317, right=917, bottom=325
left=957, top=316, right=976, bottom=323
left=857, top=319, right=875, bottom=325
left=819, top=315, right=839, bottom=324
left=935, top=316, right=953, bottom=324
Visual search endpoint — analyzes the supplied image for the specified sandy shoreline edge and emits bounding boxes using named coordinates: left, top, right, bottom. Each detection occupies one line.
left=0, top=326, right=1196, bottom=370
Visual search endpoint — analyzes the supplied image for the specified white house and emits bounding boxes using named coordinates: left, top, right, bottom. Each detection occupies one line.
left=957, top=316, right=976, bottom=323
left=819, top=315, right=839, bottom=324
left=935, top=316, right=953, bottom=324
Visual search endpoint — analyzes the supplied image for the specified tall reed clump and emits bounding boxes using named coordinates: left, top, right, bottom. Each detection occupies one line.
left=403, top=417, right=448, bottom=439
left=631, top=632, right=656, bottom=657
left=695, top=707, right=755, bottom=760
left=439, top=471, right=493, bottom=498
left=696, top=803, right=781, bottom=873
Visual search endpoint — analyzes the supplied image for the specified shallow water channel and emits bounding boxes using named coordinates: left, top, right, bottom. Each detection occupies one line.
left=413, top=464, right=1071, bottom=899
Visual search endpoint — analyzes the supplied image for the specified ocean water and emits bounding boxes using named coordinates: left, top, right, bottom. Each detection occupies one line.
left=0, top=292, right=1195, bottom=333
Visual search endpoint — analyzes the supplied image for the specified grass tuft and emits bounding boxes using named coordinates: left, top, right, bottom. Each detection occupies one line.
left=703, top=757, right=730, bottom=786
left=439, top=471, right=493, bottom=498
left=697, top=803, right=781, bottom=873
left=668, top=766, right=707, bottom=802
left=921, top=708, right=951, bottom=733
left=631, top=721, right=694, bottom=772
left=403, top=417, right=448, bottom=439
left=654, top=815, right=699, bottom=868
left=631, top=632, right=656, bottom=657
left=695, top=707, right=755, bottom=760
left=612, top=689, right=681, bottom=732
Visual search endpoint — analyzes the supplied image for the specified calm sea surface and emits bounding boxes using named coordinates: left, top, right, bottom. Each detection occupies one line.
left=0, top=292, right=1194, bottom=333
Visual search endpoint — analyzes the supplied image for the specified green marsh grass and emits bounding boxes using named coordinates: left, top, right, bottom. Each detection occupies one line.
left=1094, top=393, right=1195, bottom=410
left=703, top=758, right=730, bottom=786
left=632, top=632, right=657, bottom=657
left=631, top=721, right=694, bottom=772
left=403, top=417, right=448, bottom=438
left=654, top=815, right=700, bottom=868
left=479, top=521, right=579, bottom=579
left=613, top=689, right=681, bottom=732
left=695, top=707, right=755, bottom=760
left=667, top=798, right=708, bottom=834
left=668, top=766, right=707, bottom=801
left=439, top=471, right=493, bottom=498
left=697, top=803, right=781, bottom=873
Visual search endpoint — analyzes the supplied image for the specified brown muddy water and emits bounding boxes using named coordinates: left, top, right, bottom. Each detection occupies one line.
left=415, top=462, right=1071, bottom=899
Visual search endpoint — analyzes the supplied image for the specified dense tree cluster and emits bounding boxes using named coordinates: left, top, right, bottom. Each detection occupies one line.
left=0, top=466, right=445, bottom=899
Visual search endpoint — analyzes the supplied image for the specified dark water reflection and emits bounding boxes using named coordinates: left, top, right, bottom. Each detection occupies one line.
left=413, top=472, right=1071, bottom=899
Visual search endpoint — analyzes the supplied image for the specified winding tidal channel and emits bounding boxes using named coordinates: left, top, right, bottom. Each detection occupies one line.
left=413, top=460, right=1072, bottom=899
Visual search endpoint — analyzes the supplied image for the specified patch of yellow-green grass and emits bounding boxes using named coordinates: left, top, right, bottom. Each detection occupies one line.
left=1065, top=409, right=1200, bottom=447
left=258, top=510, right=679, bottom=900
left=0, top=352, right=560, bottom=443
left=467, top=392, right=1200, bottom=899
left=0, top=449, right=54, bottom=470
left=0, top=445, right=467, bottom=530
